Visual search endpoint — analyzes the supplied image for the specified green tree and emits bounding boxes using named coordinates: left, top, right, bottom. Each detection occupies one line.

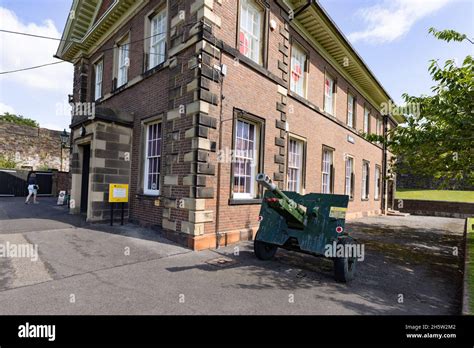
left=0, top=154, right=17, bottom=169
left=382, top=28, right=474, bottom=188
left=0, top=112, right=39, bottom=128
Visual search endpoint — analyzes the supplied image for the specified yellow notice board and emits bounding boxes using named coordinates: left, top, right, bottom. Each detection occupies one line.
left=329, top=207, right=347, bottom=219
left=108, top=184, right=129, bottom=203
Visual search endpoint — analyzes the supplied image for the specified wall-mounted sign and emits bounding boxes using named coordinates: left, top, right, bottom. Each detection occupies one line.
left=347, top=135, right=355, bottom=144
left=108, top=184, right=129, bottom=203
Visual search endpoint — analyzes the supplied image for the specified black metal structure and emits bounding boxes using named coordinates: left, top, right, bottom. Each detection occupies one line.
left=0, top=170, right=53, bottom=196
left=80, top=144, right=91, bottom=214
left=35, top=172, right=53, bottom=195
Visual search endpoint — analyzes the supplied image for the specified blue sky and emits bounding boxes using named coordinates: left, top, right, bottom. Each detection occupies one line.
left=0, top=0, right=473, bottom=130
left=319, top=0, right=474, bottom=103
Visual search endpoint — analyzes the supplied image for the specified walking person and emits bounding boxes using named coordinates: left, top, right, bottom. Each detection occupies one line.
left=25, top=172, right=39, bottom=205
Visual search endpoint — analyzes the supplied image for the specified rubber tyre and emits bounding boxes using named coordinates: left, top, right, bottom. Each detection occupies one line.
left=333, top=240, right=357, bottom=283
left=254, top=240, right=278, bottom=260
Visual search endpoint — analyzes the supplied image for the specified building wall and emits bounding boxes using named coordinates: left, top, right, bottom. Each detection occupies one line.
left=212, top=0, right=384, bottom=130
left=0, top=121, right=70, bottom=171
left=206, top=0, right=386, bottom=238
left=69, top=0, right=213, bottom=233
left=85, top=0, right=172, bottom=226
left=67, top=0, right=395, bottom=249
left=69, top=120, right=133, bottom=221
left=210, top=51, right=384, bottom=236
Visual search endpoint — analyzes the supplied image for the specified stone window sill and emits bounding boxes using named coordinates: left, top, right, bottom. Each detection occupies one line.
left=136, top=193, right=160, bottom=200
left=229, top=198, right=262, bottom=206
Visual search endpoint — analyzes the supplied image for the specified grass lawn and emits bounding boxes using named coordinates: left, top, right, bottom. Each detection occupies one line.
left=395, top=189, right=474, bottom=203
left=467, top=218, right=474, bottom=314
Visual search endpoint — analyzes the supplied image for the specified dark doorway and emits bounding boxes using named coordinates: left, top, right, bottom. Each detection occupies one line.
left=387, top=180, right=395, bottom=210
left=80, top=144, right=91, bottom=214
left=36, top=172, right=53, bottom=195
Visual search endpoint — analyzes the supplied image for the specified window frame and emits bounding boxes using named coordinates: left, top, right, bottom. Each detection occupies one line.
left=237, top=0, right=266, bottom=66
left=147, top=7, right=168, bottom=71
left=93, top=58, right=104, bottom=101
left=362, top=160, right=370, bottom=200
left=116, top=35, right=130, bottom=88
left=289, top=42, right=308, bottom=98
left=347, top=92, right=355, bottom=128
left=345, top=155, right=355, bottom=200
left=286, top=135, right=306, bottom=194
left=231, top=113, right=263, bottom=200
left=324, top=72, right=336, bottom=116
left=321, top=146, right=334, bottom=194
left=363, top=107, right=370, bottom=134
left=375, top=164, right=382, bottom=200
left=143, top=120, right=162, bottom=196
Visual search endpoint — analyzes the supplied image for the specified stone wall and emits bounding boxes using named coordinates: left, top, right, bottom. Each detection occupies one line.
left=395, top=198, right=474, bottom=219
left=0, top=121, right=70, bottom=171
left=69, top=120, right=133, bottom=222
left=52, top=171, right=71, bottom=196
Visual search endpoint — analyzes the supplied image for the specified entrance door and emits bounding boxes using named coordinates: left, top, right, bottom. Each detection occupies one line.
left=80, top=144, right=91, bottom=214
left=387, top=180, right=395, bottom=211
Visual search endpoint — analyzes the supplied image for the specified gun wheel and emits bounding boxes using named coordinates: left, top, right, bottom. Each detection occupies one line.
left=333, top=239, right=357, bottom=283
left=254, top=240, right=278, bottom=260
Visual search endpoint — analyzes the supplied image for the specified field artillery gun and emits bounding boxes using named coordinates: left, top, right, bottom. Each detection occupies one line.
left=254, top=173, right=357, bottom=282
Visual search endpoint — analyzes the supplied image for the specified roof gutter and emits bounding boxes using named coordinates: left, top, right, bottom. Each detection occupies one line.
left=56, top=0, right=80, bottom=58
left=57, top=0, right=121, bottom=62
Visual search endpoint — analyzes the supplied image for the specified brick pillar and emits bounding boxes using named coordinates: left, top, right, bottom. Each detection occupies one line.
left=72, top=57, right=89, bottom=103
left=159, top=0, right=222, bottom=248
left=273, top=23, right=290, bottom=189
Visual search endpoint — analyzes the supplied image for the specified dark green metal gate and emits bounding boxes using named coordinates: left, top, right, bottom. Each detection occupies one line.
left=0, top=169, right=53, bottom=196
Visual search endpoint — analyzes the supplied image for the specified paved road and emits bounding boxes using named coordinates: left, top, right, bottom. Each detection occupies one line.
left=0, top=197, right=465, bottom=314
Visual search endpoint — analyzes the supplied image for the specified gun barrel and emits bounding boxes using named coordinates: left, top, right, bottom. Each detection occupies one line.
left=256, top=173, right=307, bottom=227
left=256, top=173, right=289, bottom=200
left=256, top=173, right=276, bottom=191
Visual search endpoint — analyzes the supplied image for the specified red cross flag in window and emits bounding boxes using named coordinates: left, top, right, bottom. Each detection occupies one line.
left=292, top=63, right=302, bottom=83
left=325, top=78, right=331, bottom=95
left=239, top=32, right=249, bottom=56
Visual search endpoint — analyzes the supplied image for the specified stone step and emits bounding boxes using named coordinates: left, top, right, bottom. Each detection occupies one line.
left=387, top=209, right=410, bottom=217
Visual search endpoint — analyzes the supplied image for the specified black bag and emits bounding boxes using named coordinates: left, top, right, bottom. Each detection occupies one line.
left=34, top=185, right=39, bottom=190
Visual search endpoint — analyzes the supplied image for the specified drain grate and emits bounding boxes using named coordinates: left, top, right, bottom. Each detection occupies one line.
left=206, top=257, right=238, bottom=268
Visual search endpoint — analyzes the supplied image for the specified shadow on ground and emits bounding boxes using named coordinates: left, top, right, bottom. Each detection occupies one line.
left=0, top=197, right=465, bottom=315
left=0, top=197, right=180, bottom=247
left=165, top=216, right=464, bottom=315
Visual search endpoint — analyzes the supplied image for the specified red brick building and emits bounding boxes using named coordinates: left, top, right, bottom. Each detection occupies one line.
left=56, top=0, right=403, bottom=250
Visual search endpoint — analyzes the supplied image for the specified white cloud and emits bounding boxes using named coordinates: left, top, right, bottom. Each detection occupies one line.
left=348, top=0, right=453, bottom=44
left=0, top=102, right=15, bottom=114
left=0, top=7, right=73, bottom=91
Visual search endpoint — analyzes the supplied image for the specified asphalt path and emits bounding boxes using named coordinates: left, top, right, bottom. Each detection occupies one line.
left=0, top=197, right=464, bottom=314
